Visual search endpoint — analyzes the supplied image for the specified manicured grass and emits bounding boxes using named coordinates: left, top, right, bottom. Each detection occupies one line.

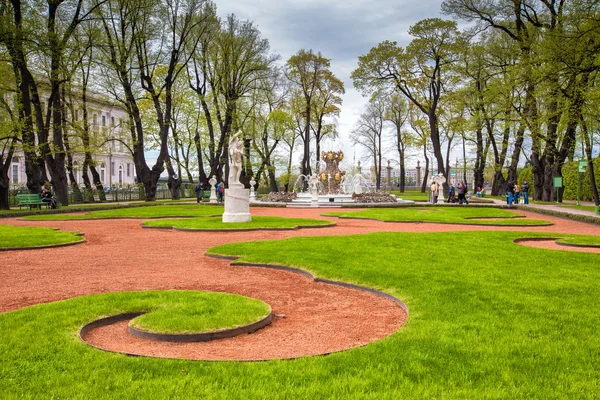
left=22, top=204, right=224, bottom=220
left=562, top=205, right=598, bottom=213
left=323, top=207, right=552, bottom=226
left=128, top=291, right=270, bottom=334
left=142, top=216, right=334, bottom=231
left=555, top=235, right=600, bottom=247
left=2, top=231, right=599, bottom=398
left=0, top=224, right=84, bottom=249
left=390, top=189, right=429, bottom=201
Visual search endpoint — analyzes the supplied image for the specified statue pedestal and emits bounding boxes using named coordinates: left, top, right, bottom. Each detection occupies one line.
left=209, top=188, right=217, bottom=204
left=311, top=188, right=319, bottom=207
left=223, top=188, right=251, bottom=223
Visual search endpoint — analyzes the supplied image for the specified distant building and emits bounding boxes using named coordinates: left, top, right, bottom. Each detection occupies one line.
left=8, top=91, right=135, bottom=188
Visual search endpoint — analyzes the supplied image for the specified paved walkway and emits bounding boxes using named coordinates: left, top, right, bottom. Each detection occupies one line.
left=489, top=198, right=600, bottom=223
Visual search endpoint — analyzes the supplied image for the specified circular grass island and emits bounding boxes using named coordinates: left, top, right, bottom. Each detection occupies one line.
left=141, top=216, right=335, bottom=231
left=78, top=290, right=272, bottom=344
left=0, top=224, right=84, bottom=250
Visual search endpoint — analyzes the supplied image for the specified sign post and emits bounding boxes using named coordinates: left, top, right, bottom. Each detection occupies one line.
left=553, top=176, right=563, bottom=204
left=577, top=160, right=588, bottom=206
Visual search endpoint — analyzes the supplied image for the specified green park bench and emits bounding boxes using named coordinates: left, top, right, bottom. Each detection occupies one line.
left=16, top=194, right=50, bottom=210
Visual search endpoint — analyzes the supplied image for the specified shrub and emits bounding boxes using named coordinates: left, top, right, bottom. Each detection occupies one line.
left=562, top=158, right=600, bottom=201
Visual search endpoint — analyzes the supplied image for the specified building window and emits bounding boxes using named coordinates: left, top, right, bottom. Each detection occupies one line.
left=111, top=116, right=115, bottom=126
left=12, top=165, right=18, bottom=183
left=102, top=115, right=106, bottom=126
left=93, top=114, right=97, bottom=126
left=127, top=163, right=131, bottom=177
left=111, top=162, right=115, bottom=176
left=119, top=140, right=123, bottom=152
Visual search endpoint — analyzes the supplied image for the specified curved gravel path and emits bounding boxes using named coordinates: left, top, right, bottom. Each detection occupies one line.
left=0, top=206, right=598, bottom=360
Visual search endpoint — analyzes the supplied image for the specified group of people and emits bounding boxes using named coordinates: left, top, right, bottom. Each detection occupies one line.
left=194, top=181, right=225, bottom=203
left=448, top=182, right=469, bottom=204
left=430, top=181, right=469, bottom=204
left=505, top=179, right=530, bottom=204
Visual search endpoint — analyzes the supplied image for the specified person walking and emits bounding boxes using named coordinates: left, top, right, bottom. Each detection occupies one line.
left=194, top=181, right=203, bottom=203
left=447, top=183, right=455, bottom=203
left=457, top=181, right=468, bottom=205
left=513, top=183, right=521, bottom=204
left=505, top=180, right=515, bottom=205
left=522, top=180, right=530, bottom=204
left=217, top=182, right=225, bottom=202
left=430, top=181, right=439, bottom=204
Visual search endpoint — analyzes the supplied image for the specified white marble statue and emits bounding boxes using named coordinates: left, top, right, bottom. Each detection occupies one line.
left=432, top=173, right=447, bottom=204
left=228, top=131, right=244, bottom=188
left=209, top=175, right=218, bottom=203
left=249, top=178, right=257, bottom=201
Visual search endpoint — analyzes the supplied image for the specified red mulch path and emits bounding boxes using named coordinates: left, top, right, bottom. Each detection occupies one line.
left=0, top=207, right=598, bottom=361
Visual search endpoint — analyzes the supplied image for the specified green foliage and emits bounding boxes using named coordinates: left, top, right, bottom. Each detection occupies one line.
left=0, top=225, right=84, bottom=249
left=562, top=158, right=600, bottom=201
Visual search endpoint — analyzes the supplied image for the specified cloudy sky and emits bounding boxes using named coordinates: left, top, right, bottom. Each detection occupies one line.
left=216, top=0, right=445, bottom=168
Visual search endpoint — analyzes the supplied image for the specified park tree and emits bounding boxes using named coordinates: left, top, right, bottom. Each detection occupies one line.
left=189, top=13, right=276, bottom=187
left=383, top=92, right=411, bottom=192
left=98, top=0, right=214, bottom=200
left=0, top=60, right=18, bottom=209
left=286, top=49, right=333, bottom=179
left=241, top=68, right=293, bottom=192
left=310, top=69, right=344, bottom=173
left=442, top=0, right=600, bottom=201
left=350, top=94, right=386, bottom=190
left=0, top=0, right=107, bottom=205
left=352, top=18, right=463, bottom=196
left=408, top=107, right=432, bottom=192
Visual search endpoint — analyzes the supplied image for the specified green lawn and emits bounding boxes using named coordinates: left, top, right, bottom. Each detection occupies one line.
left=562, top=205, right=598, bottom=213
left=22, top=204, right=224, bottom=220
left=2, top=231, right=599, bottom=398
left=555, top=235, right=600, bottom=247
left=0, top=224, right=84, bottom=249
left=324, top=207, right=552, bottom=226
left=142, top=216, right=334, bottom=231
left=127, top=291, right=271, bottom=334
left=390, top=189, right=429, bottom=201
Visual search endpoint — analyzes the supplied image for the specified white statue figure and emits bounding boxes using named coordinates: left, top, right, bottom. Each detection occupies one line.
left=310, top=174, right=319, bottom=191
left=353, top=176, right=363, bottom=195
left=208, top=175, right=218, bottom=203
left=249, top=178, right=257, bottom=201
left=229, top=131, right=244, bottom=188
left=432, top=173, right=447, bottom=204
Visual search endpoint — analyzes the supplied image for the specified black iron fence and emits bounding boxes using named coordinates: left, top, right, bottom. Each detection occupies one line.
left=8, top=183, right=198, bottom=206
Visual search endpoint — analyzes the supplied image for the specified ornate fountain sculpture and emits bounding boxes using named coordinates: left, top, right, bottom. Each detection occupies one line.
left=319, top=151, right=346, bottom=195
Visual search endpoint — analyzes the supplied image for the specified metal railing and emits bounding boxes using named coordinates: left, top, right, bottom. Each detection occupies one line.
left=8, top=183, right=198, bottom=206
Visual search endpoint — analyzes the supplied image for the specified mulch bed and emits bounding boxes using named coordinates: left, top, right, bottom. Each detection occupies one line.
left=1, top=207, right=598, bottom=361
